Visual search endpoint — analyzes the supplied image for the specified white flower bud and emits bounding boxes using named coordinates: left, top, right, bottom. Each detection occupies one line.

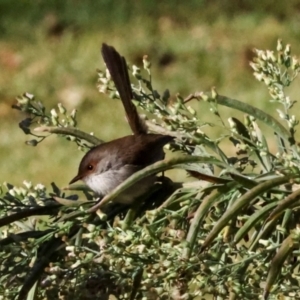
left=57, top=103, right=66, bottom=114
left=284, top=44, right=291, bottom=56
left=23, top=180, right=32, bottom=189
left=276, top=109, right=286, bottom=120
left=253, top=72, right=263, bottom=81
left=70, top=109, right=77, bottom=118
left=35, top=183, right=45, bottom=191
left=277, top=39, right=283, bottom=52
left=187, top=106, right=196, bottom=115
left=50, top=109, right=58, bottom=118
left=143, top=55, right=151, bottom=69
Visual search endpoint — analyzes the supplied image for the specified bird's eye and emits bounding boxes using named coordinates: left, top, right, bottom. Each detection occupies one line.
left=87, top=165, right=93, bottom=170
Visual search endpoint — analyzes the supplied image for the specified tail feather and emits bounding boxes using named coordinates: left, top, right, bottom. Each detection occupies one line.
left=101, top=43, right=147, bottom=135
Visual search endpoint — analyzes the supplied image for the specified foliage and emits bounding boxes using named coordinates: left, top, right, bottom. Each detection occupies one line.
left=1, top=40, right=300, bottom=300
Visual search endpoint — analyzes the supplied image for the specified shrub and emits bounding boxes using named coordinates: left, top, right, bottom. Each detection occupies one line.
left=1, top=40, right=300, bottom=300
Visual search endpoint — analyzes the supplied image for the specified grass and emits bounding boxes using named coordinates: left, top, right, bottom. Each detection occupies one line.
left=1, top=1, right=300, bottom=189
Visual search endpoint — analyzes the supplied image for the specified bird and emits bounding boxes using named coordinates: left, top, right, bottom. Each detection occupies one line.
left=69, top=43, right=173, bottom=204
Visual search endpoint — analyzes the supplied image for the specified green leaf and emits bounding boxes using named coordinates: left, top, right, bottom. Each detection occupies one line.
left=88, top=155, right=228, bottom=212
left=183, top=181, right=238, bottom=259
left=200, top=175, right=293, bottom=252
left=215, top=94, right=295, bottom=145
left=265, top=188, right=300, bottom=223
left=234, top=202, right=278, bottom=244
left=263, top=234, right=295, bottom=300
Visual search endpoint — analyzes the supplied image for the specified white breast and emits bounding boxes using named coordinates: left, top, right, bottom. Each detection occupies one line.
left=83, top=165, right=155, bottom=204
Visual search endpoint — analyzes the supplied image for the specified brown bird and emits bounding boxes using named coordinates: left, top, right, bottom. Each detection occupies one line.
left=69, top=44, right=173, bottom=204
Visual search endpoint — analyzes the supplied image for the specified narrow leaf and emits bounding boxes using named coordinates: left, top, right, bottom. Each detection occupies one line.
left=263, top=235, right=295, bottom=300
left=88, top=155, right=227, bottom=212
left=200, top=175, right=292, bottom=252
left=234, top=202, right=278, bottom=243
left=53, top=196, right=87, bottom=206
left=183, top=181, right=238, bottom=259
left=215, top=95, right=294, bottom=145
left=265, top=188, right=300, bottom=223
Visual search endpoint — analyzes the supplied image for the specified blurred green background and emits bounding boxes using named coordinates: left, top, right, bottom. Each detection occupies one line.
left=1, top=0, right=300, bottom=189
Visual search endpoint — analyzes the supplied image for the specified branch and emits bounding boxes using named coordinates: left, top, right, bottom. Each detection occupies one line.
left=34, top=126, right=103, bottom=145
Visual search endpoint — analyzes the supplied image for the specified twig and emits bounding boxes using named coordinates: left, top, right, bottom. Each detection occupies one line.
left=34, top=126, right=103, bottom=145
left=145, top=120, right=183, bottom=139
left=183, top=92, right=204, bottom=103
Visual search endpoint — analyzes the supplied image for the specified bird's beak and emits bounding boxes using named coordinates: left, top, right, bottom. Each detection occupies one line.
left=69, top=174, right=82, bottom=185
